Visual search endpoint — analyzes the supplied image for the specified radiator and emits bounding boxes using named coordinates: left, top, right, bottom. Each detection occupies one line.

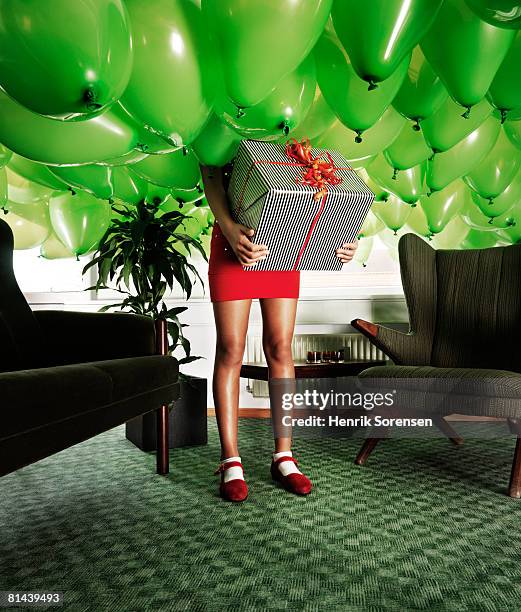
left=245, top=333, right=386, bottom=397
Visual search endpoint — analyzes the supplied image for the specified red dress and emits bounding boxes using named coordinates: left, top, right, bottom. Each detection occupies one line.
left=208, top=161, right=300, bottom=303
left=208, top=223, right=300, bottom=302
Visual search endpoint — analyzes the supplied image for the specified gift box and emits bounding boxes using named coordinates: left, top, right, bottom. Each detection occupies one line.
left=228, top=139, right=375, bottom=271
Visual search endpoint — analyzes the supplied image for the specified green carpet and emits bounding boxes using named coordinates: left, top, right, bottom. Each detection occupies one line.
left=1, top=418, right=521, bottom=612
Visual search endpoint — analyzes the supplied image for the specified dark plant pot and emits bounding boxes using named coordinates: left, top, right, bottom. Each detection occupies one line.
left=126, top=375, right=207, bottom=451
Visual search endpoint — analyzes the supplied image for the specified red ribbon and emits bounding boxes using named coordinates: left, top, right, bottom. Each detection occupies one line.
left=285, top=138, right=343, bottom=201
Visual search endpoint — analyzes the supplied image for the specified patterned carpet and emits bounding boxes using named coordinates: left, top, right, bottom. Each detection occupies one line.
left=1, top=418, right=521, bottom=612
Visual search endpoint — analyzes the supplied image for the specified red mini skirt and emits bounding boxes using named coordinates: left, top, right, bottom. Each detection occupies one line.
left=208, top=223, right=300, bottom=302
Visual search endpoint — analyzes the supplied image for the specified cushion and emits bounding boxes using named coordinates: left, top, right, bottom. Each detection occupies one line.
left=0, top=355, right=178, bottom=440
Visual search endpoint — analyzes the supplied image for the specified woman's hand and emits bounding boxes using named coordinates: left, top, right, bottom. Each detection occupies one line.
left=336, top=240, right=358, bottom=264
left=222, top=222, right=269, bottom=267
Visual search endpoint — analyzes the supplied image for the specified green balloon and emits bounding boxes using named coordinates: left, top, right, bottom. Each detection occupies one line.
left=315, top=32, right=410, bottom=136
left=486, top=201, right=520, bottom=228
left=461, top=200, right=500, bottom=230
left=406, top=203, right=431, bottom=237
left=290, top=86, right=337, bottom=141
left=471, top=169, right=521, bottom=217
left=358, top=169, right=391, bottom=202
left=4, top=199, right=51, bottom=249
left=385, top=123, right=432, bottom=170
left=420, top=180, right=470, bottom=234
left=146, top=184, right=172, bottom=206
left=203, top=0, right=332, bottom=108
left=332, top=0, right=443, bottom=84
left=422, top=96, right=494, bottom=153
left=49, top=191, right=111, bottom=256
left=427, top=115, right=501, bottom=191
left=421, top=0, right=515, bottom=110
left=215, top=55, right=316, bottom=139
left=504, top=118, right=521, bottom=150
left=192, top=114, right=242, bottom=167
left=358, top=210, right=385, bottom=238
left=318, top=106, right=407, bottom=164
left=110, top=168, right=148, bottom=205
left=464, top=128, right=521, bottom=199
left=6, top=169, right=54, bottom=204
left=40, top=233, right=75, bottom=260
left=0, top=92, right=145, bottom=165
left=460, top=229, right=500, bottom=249
left=49, top=165, right=114, bottom=200
left=0, top=0, right=132, bottom=120
left=122, top=0, right=212, bottom=147
left=0, top=168, right=6, bottom=209
left=133, top=149, right=201, bottom=190
left=488, top=32, right=521, bottom=120
left=368, top=155, right=426, bottom=204
left=372, top=194, right=412, bottom=232
left=171, top=185, right=205, bottom=206
left=431, top=215, right=470, bottom=249
left=498, top=222, right=521, bottom=244
left=0, top=144, right=12, bottom=169
left=8, top=155, right=69, bottom=191
left=465, top=0, right=521, bottom=29
left=393, top=46, right=448, bottom=126
left=353, top=236, right=374, bottom=266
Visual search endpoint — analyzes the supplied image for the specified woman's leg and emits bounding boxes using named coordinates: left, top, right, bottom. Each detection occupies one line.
left=213, top=299, right=252, bottom=459
left=260, top=298, right=298, bottom=453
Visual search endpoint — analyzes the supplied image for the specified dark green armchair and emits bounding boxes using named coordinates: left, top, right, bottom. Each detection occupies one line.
left=352, top=233, right=521, bottom=497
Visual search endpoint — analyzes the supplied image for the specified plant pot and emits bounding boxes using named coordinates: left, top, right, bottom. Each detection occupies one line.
left=125, top=375, right=207, bottom=451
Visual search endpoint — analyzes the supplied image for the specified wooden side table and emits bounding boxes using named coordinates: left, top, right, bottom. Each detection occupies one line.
left=240, top=359, right=386, bottom=381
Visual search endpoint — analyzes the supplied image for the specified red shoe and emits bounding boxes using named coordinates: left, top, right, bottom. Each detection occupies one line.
left=215, top=461, right=248, bottom=502
left=271, top=456, right=312, bottom=495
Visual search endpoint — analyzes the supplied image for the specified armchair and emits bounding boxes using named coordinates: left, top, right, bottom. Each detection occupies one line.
left=352, top=233, right=521, bottom=497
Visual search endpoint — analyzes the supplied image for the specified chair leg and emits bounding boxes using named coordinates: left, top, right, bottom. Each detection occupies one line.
left=433, top=416, right=464, bottom=446
left=156, top=404, right=169, bottom=475
left=355, top=438, right=384, bottom=466
left=508, top=419, right=521, bottom=499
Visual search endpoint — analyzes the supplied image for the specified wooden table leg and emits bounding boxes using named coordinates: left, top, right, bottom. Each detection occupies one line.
left=508, top=419, right=521, bottom=498
left=156, top=404, right=169, bottom=475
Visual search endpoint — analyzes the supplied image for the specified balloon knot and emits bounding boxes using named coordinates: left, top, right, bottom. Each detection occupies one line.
left=182, top=146, right=189, bottom=156
left=427, top=190, right=433, bottom=197
left=83, top=86, right=102, bottom=111
left=428, top=234, right=433, bottom=241
left=488, top=217, right=493, bottom=224
left=392, top=168, right=398, bottom=180
left=367, top=80, right=378, bottom=91
left=508, top=219, right=516, bottom=227
left=279, top=120, right=290, bottom=136
left=76, top=255, right=80, bottom=262
left=488, top=197, right=494, bottom=205
left=411, top=202, right=417, bottom=208
left=354, top=130, right=363, bottom=144
left=393, top=230, right=398, bottom=236
left=1, top=207, right=7, bottom=215
left=362, top=262, right=367, bottom=268
left=136, top=142, right=149, bottom=153
left=412, top=119, right=421, bottom=131
left=500, top=109, right=508, bottom=124
left=68, top=187, right=77, bottom=196
left=461, top=106, right=471, bottom=119
left=108, top=198, right=114, bottom=205
left=236, top=106, right=246, bottom=119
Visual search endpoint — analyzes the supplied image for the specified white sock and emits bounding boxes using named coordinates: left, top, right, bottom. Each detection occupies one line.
left=222, top=456, right=244, bottom=483
left=272, top=451, right=302, bottom=477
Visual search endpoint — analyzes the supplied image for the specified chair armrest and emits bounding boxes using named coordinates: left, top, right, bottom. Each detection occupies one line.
left=35, top=310, right=156, bottom=366
left=351, top=318, right=430, bottom=365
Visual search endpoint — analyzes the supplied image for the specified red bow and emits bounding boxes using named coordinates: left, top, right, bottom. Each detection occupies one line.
left=285, top=138, right=343, bottom=201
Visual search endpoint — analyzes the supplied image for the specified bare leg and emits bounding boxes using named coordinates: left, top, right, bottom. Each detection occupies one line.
left=213, top=299, right=252, bottom=459
left=260, top=298, right=298, bottom=453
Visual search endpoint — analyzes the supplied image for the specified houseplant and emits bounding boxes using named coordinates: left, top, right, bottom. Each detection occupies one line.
left=83, top=197, right=210, bottom=448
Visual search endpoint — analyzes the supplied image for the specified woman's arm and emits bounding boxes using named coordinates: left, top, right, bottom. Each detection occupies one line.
left=200, top=164, right=268, bottom=267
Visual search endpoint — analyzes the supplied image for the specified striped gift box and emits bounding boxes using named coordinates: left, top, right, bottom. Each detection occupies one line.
left=228, top=140, right=375, bottom=271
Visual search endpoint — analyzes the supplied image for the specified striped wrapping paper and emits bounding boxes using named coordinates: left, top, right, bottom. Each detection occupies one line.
left=228, top=140, right=375, bottom=271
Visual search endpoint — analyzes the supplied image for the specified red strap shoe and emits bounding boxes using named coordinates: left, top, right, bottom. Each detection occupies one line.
left=271, top=456, right=312, bottom=495
left=214, top=461, right=248, bottom=502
